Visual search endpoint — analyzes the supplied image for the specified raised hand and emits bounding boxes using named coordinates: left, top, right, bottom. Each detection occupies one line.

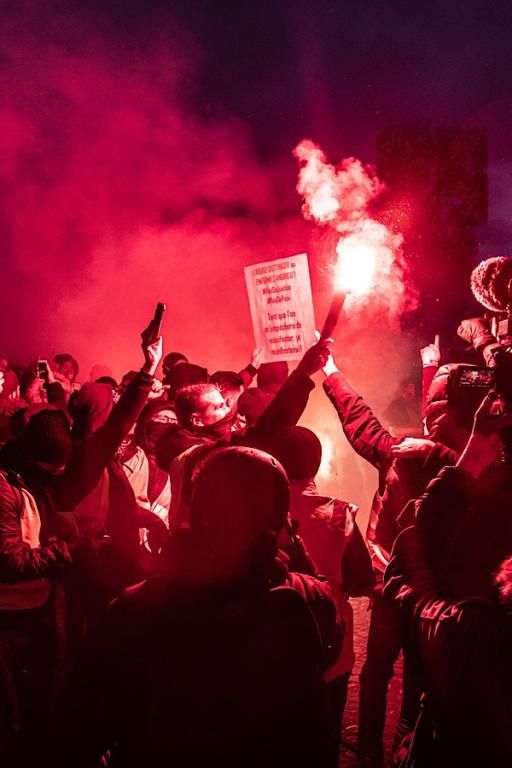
left=420, top=335, right=441, bottom=367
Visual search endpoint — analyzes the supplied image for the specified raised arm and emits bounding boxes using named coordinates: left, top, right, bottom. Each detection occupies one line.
left=238, top=347, right=263, bottom=389
left=246, top=340, right=331, bottom=446
left=55, top=330, right=162, bottom=509
left=322, top=352, right=398, bottom=470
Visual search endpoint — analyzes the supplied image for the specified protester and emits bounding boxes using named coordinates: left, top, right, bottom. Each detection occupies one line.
left=321, top=348, right=469, bottom=767
left=384, top=393, right=512, bottom=766
left=0, top=409, right=73, bottom=767
left=156, top=340, right=331, bottom=531
left=267, top=425, right=373, bottom=764
left=383, top=376, right=422, bottom=435
left=49, top=327, right=164, bottom=646
left=121, top=399, right=174, bottom=564
left=53, top=446, right=342, bottom=768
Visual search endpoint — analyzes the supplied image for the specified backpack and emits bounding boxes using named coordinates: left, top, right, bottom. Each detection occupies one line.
left=108, top=582, right=335, bottom=768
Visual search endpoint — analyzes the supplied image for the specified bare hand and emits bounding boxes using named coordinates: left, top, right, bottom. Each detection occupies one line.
left=313, top=330, right=338, bottom=377
left=250, top=347, right=264, bottom=369
left=322, top=353, right=339, bottom=377
left=391, top=437, right=435, bottom=458
left=296, top=339, right=332, bottom=378
left=148, top=378, right=165, bottom=399
left=142, top=337, right=163, bottom=377
left=420, top=335, right=441, bottom=367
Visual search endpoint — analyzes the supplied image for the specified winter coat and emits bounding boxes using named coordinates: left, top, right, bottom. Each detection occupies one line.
left=323, top=372, right=458, bottom=579
left=52, top=371, right=155, bottom=595
left=289, top=480, right=356, bottom=679
left=0, top=470, right=70, bottom=609
left=53, top=546, right=342, bottom=768
left=384, top=467, right=512, bottom=766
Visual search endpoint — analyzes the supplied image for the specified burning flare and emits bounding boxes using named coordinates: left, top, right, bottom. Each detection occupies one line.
left=294, top=139, right=411, bottom=321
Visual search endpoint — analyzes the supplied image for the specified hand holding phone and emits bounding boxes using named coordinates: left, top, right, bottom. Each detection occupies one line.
left=36, top=360, right=49, bottom=383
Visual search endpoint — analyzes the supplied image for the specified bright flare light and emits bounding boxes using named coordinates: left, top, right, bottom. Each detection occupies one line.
left=334, top=219, right=399, bottom=298
left=294, top=138, right=413, bottom=321
left=335, top=235, right=378, bottom=296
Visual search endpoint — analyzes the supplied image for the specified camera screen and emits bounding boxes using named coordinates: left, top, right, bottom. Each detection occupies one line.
left=457, top=368, right=495, bottom=388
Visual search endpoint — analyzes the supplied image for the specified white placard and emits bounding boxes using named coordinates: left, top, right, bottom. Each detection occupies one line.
left=244, top=253, right=316, bottom=362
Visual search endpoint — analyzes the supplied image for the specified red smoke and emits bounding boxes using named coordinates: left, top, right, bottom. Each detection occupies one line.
left=0, top=2, right=302, bottom=376
left=294, top=139, right=415, bottom=323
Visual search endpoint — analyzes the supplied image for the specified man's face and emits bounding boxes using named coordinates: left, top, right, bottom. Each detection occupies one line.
left=58, top=361, right=76, bottom=382
left=195, top=389, right=230, bottom=427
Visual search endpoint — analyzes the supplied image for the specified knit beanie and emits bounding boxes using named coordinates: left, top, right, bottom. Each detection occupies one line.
left=266, top=426, right=322, bottom=481
left=23, top=409, right=73, bottom=466
left=256, top=362, right=289, bottom=393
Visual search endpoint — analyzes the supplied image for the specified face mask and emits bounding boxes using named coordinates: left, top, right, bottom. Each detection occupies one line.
left=195, top=411, right=236, bottom=441
left=144, top=420, right=172, bottom=454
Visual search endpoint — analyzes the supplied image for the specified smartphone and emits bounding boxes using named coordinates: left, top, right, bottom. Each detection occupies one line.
left=150, top=302, right=166, bottom=343
left=36, top=360, right=49, bottom=382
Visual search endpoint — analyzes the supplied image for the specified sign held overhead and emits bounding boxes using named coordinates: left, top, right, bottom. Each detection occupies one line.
left=244, top=253, right=316, bottom=363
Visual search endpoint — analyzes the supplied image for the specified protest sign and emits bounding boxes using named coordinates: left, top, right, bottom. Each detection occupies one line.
left=244, top=253, right=316, bottom=362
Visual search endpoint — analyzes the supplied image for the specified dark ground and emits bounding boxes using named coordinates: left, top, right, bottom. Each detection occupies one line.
left=340, top=598, right=403, bottom=768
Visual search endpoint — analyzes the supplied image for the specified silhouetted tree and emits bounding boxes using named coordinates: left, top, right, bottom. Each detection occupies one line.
left=376, top=125, right=487, bottom=338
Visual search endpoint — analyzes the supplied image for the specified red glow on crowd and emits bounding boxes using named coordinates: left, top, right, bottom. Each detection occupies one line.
left=294, top=139, right=413, bottom=321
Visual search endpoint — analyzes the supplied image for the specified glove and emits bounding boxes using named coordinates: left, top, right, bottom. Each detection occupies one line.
left=457, top=317, right=496, bottom=350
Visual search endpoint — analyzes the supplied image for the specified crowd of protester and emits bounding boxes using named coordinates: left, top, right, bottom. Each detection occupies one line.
left=1, top=263, right=512, bottom=767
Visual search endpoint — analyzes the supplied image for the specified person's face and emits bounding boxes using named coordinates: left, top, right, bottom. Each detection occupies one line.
left=58, top=361, right=76, bottom=382
left=194, top=389, right=230, bottom=427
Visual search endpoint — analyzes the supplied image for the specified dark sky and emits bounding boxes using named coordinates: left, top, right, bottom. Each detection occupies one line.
left=82, top=0, right=512, bottom=162
left=78, top=0, right=512, bottom=254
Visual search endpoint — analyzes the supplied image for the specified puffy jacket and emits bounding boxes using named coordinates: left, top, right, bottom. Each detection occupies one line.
left=0, top=470, right=70, bottom=608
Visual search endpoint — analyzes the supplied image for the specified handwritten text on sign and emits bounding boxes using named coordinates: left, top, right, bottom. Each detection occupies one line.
left=244, top=253, right=316, bottom=362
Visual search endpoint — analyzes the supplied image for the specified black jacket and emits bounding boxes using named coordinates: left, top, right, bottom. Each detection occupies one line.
left=323, top=372, right=458, bottom=574
left=156, top=369, right=315, bottom=471
left=384, top=467, right=512, bottom=767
